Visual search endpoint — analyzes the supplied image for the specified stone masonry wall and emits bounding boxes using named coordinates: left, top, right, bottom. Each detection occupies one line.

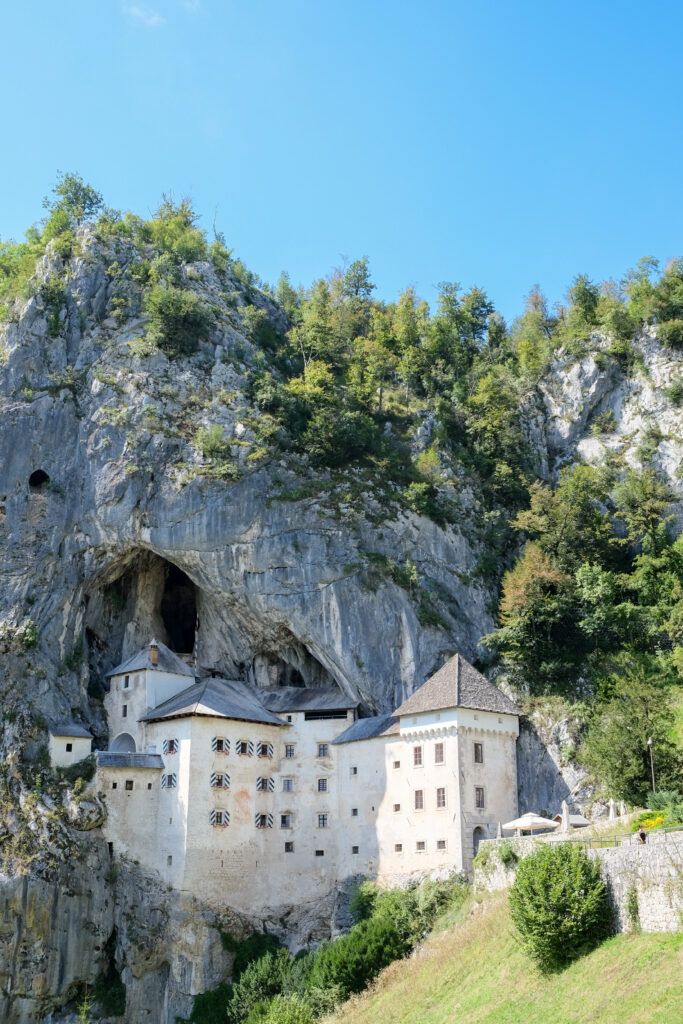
left=473, top=830, right=683, bottom=933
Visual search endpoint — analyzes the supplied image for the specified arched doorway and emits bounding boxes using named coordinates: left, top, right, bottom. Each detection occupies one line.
left=110, top=732, right=136, bottom=753
left=473, top=826, right=486, bottom=856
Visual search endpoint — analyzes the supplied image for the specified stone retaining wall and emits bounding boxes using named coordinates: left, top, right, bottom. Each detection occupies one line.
left=473, top=830, right=683, bottom=933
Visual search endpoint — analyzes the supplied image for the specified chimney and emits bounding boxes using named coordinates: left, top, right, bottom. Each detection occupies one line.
left=149, top=639, right=159, bottom=667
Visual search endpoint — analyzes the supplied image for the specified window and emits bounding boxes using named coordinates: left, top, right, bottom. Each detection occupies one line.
left=394, top=843, right=403, bottom=853
left=122, top=705, right=128, bottom=718
left=414, top=789, right=424, bottom=810
left=210, top=772, right=230, bottom=789
left=318, top=743, right=329, bottom=757
left=317, top=778, right=328, bottom=792
left=352, top=846, right=359, bottom=854
left=282, top=778, right=294, bottom=792
left=257, top=741, right=274, bottom=758
left=123, top=675, right=130, bottom=690
left=437, top=839, right=447, bottom=851
left=237, top=740, right=253, bottom=757
left=163, top=738, right=178, bottom=755
left=392, top=760, right=401, bottom=769
left=287, top=715, right=292, bottom=722
left=257, top=776, right=274, bottom=791
left=280, top=813, right=292, bottom=829
left=211, top=810, right=230, bottom=827
left=351, top=807, right=358, bottom=817
left=255, top=813, right=273, bottom=828
left=315, top=850, right=324, bottom=857
left=416, top=840, right=426, bottom=852
left=111, top=782, right=117, bottom=790
left=318, top=814, right=328, bottom=829
left=475, top=786, right=485, bottom=809
left=434, top=742, right=444, bottom=764
left=161, top=773, right=177, bottom=789
left=474, top=742, right=484, bottom=764
left=66, top=743, right=73, bottom=752
left=167, top=855, right=173, bottom=866
left=125, top=780, right=133, bottom=791
left=285, top=744, right=295, bottom=758
left=212, top=737, right=229, bottom=754
left=350, top=765, right=358, bottom=776
left=413, top=745, right=422, bottom=767
left=147, top=782, right=152, bottom=790
left=436, top=787, right=446, bottom=809
left=285, top=841, right=294, bottom=853
left=393, top=803, right=401, bottom=813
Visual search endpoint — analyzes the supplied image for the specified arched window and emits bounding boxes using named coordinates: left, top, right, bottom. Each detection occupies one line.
left=110, top=732, right=136, bottom=753
left=472, top=826, right=486, bottom=855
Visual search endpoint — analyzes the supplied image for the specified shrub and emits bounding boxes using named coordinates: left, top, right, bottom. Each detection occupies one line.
left=226, top=949, right=291, bottom=1024
left=246, top=993, right=314, bottom=1024
left=349, top=878, right=379, bottom=922
left=509, top=842, right=611, bottom=972
left=664, top=378, right=683, bottom=405
left=144, top=284, right=211, bottom=357
left=658, top=318, right=683, bottom=347
left=498, top=842, right=519, bottom=867
left=307, top=916, right=408, bottom=998
left=589, top=409, right=616, bottom=436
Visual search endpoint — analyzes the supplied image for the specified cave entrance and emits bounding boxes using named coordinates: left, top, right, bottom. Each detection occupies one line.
left=160, top=564, right=197, bottom=654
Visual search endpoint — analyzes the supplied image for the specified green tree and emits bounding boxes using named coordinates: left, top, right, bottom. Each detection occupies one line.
left=509, top=843, right=611, bottom=972
left=144, top=284, right=212, bottom=357
left=43, top=171, right=103, bottom=225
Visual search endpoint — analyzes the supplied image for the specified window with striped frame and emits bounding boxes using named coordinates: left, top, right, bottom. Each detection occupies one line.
left=162, top=738, right=179, bottom=755
left=255, top=812, right=273, bottom=828
left=210, top=809, right=230, bottom=827
left=257, top=741, right=274, bottom=758
left=256, top=776, right=275, bottom=792
left=210, top=772, right=230, bottom=789
left=212, top=737, right=230, bottom=754
left=161, top=773, right=177, bottom=789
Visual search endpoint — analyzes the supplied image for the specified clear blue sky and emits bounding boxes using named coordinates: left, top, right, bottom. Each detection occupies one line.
left=2, top=1, right=682, bottom=321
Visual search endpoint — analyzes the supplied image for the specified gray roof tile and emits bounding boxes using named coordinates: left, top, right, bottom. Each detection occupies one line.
left=394, top=654, right=521, bottom=718
left=333, top=714, right=399, bottom=744
left=259, top=686, right=358, bottom=713
left=141, top=678, right=286, bottom=727
left=49, top=722, right=92, bottom=738
left=106, top=640, right=195, bottom=679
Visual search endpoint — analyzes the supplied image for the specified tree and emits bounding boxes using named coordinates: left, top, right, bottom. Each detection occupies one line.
left=509, top=843, right=611, bottom=972
left=144, top=284, right=212, bottom=357
left=613, top=469, right=674, bottom=556
left=343, top=257, right=375, bottom=299
left=43, top=171, right=103, bottom=225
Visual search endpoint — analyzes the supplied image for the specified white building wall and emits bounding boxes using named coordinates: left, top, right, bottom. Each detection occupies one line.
left=100, top=765, right=162, bottom=864
left=48, top=733, right=92, bottom=768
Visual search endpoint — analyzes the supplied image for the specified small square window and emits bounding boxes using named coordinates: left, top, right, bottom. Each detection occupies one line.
left=318, top=743, right=329, bottom=758
left=282, top=778, right=294, bottom=792
left=237, top=740, right=251, bottom=756
left=280, top=814, right=292, bottom=829
left=287, top=715, right=292, bottom=722
left=414, top=789, right=424, bottom=811
left=352, top=845, right=359, bottom=854
left=318, top=813, right=328, bottom=829
left=474, top=742, right=484, bottom=764
left=394, top=843, right=403, bottom=853
left=125, top=780, right=133, bottom=791
left=111, top=782, right=117, bottom=790
left=167, top=855, right=173, bottom=866
left=147, top=782, right=152, bottom=790
left=413, top=746, right=422, bottom=767
left=318, top=778, right=328, bottom=792
left=65, top=742, right=73, bottom=752
left=351, top=807, right=358, bottom=817
left=215, top=738, right=225, bottom=752
left=393, top=803, right=401, bottom=813
left=285, top=841, right=294, bottom=852
left=315, top=849, right=325, bottom=857
left=258, top=741, right=272, bottom=758
left=392, top=760, right=401, bottom=769
left=475, top=786, right=485, bottom=809
left=285, top=744, right=295, bottom=758
left=416, top=840, right=426, bottom=852
left=350, top=765, right=358, bottom=776
left=122, top=705, right=128, bottom=718
left=437, top=839, right=447, bottom=851
left=434, top=742, right=444, bottom=764
left=123, top=675, right=130, bottom=690
left=436, top=787, right=446, bottom=809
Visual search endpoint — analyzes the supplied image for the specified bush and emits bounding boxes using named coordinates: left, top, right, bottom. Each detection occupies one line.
left=498, top=842, right=518, bottom=867
left=658, top=319, right=683, bottom=347
left=509, top=843, right=611, bottom=972
left=226, top=949, right=291, bottom=1023
left=307, top=916, right=408, bottom=998
left=246, top=993, right=314, bottom=1024
left=349, top=878, right=379, bottom=923
left=144, top=284, right=211, bottom=357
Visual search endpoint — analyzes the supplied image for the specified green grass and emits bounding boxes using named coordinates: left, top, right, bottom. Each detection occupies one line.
left=327, top=893, right=683, bottom=1024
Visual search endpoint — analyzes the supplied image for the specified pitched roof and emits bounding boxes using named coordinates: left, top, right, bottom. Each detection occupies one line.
left=106, top=640, right=195, bottom=679
left=97, top=752, right=164, bottom=769
left=259, top=686, right=359, bottom=713
left=49, top=721, right=92, bottom=738
left=140, top=677, right=286, bottom=727
left=332, top=713, right=399, bottom=744
left=394, top=654, right=521, bottom=718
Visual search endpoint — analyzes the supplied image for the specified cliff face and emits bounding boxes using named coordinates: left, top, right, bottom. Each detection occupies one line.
left=1, top=229, right=682, bottom=1021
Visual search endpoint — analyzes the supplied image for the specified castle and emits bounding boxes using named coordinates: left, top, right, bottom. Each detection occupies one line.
left=50, top=640, right=520, bottom=914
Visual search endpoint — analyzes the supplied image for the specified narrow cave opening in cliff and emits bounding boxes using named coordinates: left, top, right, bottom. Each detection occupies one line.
left=160, top=563, right=197, bottom=654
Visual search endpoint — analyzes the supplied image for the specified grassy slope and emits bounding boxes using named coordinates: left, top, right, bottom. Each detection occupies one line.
left=329, top=895, right=683, bottom=1024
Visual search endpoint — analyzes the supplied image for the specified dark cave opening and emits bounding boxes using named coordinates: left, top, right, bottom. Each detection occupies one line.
left=29, top=469, right=50, bottom=490
left=160, top=563, right=197, bottom=653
